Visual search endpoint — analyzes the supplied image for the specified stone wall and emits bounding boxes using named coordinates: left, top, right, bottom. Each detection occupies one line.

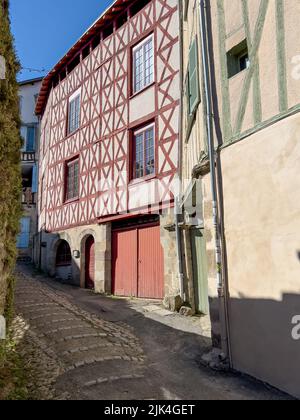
left=160, top=210, right=180, bottom=300
left=39, top=223, right=111, bottom=293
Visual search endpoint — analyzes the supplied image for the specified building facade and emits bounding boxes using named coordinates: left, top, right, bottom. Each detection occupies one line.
left=180, top=0, right=300, bottom=399
left=36, top=0, right=181, bottom=302
left=17, top=77, right=43, bottom=262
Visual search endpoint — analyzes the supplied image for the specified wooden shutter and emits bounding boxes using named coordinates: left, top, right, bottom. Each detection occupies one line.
left=32, top=163, right=38, bottom=193
left=26, top=126, right=36, bottom=151
left=188, top=37, right=200, bottom=115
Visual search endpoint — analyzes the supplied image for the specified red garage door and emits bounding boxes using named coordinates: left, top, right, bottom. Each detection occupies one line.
left=112, top=223, right=164, bottom=299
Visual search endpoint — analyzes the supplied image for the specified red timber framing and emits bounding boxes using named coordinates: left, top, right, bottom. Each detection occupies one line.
left=37, top=0, right=180, bottom=233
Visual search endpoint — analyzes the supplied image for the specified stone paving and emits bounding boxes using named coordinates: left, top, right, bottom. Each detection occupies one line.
left=14, top=270, right=146, bottom=400
left=12, top=267, right=292, bottom=401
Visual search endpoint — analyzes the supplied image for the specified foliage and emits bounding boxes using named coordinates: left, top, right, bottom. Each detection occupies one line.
left=0, top=0, right=22, bottom=320
left=0, top=335, right=30, bottom=400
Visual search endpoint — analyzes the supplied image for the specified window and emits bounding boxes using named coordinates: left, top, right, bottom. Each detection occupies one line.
left=133, top=34, right=154, bottom=94
left=227, top=40, right=250, bottom=78
left=56, top=240, right=72, bottom=266
left=65, top=158, right=79, bottom=201
left=133, top=124, right=155, bottom=179
left=21, top=125, right=36, bottom=152
left=68, top=90, right=81, bottom=134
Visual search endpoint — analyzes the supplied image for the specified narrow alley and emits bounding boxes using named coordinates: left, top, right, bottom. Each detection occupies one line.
left=12, top=265, right=290, bottom=401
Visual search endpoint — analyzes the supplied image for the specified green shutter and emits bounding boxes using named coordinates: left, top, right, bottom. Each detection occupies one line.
left=184, top=0, right=190, bottom=21
left=188, top=37, right=200, bottom=116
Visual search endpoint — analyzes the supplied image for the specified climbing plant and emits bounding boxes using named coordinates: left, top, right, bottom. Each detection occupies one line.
left=0, top=0, right=22, bottom=324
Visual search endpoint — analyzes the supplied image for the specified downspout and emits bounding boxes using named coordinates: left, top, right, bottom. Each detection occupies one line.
left=175, top=0, right=185, bottom=301
left=37, top=115, right=42, bottom=271
left=199, top=0, right=232, bottom=363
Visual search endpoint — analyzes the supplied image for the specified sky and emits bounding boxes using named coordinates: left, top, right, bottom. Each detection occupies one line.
left=10, top=0, right=113, bottom=82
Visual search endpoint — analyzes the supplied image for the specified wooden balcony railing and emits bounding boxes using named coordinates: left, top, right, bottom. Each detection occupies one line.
left=21, top=188, right=36, bottom=205
left=21, top=151, right=35, bottom=162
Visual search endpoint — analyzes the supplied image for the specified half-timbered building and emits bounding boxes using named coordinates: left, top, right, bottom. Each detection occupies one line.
left=36, top=0, right=181, bottom=301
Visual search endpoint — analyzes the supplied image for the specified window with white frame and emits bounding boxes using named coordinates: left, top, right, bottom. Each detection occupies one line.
left=133, top=34, right=154, bottom=94
left=65, top=158, right=79, bottom=201
left=68, top=89, right=81, bottom=134
left=133, top=124, right=155, bottom=179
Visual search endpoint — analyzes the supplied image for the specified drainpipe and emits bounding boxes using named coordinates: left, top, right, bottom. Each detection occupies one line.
left=175, top=0, right=185, bottom=302
left=199, top=0, right=232, bottom=363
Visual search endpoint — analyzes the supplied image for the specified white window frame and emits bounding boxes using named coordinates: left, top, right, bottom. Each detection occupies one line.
left=238, top=51, right=250, bottom=72
left=133, top=122, right=155, bottom=179
left=68, top=88, right=81, bottom=135
left=132, top=34, right=154, bottom=94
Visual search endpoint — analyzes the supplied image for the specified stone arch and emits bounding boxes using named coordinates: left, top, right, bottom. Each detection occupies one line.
left=79, top=229, right=96, bottom=289
left=48, top=232, right=73, bottom=278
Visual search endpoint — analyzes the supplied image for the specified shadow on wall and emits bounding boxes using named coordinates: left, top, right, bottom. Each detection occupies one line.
left=219, top=292, right=300, bottom=400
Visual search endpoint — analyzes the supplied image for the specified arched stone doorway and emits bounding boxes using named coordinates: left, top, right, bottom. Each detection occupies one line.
left=84, top=236, right=95, bottom=290
left=55, top=240, right=72, bottom=282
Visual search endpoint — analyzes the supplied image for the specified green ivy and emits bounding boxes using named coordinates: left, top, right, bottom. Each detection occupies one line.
left=0, top=1, right=22, bottom=324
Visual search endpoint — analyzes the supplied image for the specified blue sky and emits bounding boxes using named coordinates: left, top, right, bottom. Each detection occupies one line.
left=10, top=0, right=113, bottom=81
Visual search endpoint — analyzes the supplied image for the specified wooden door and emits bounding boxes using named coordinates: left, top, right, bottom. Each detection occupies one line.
left=112, top=223, right=164, bottom=299
left=112, top=228, right=138, bottom=297
left=138, top=224, right=164, bottom=299
left=85, top=236, right=95, bottom=289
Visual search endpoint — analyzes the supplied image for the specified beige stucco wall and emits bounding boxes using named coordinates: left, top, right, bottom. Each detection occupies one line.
left=181, top=0, right=207, bottom=187
left=160, top=209, right=180, bottom=298
left=221, top=112, right=300, bottom=398
left=208, top=0, right=300, bottom=143
left=181, top=0, right=300, bottom=395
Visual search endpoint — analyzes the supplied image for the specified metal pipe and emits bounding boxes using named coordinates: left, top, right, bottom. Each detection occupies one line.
left=199, top=0, right=231, bottom=361
left=175, top=0, right=185, bottom=301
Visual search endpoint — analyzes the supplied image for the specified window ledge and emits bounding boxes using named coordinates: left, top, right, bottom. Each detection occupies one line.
left=228, top=67, right=248, bottom=81
left=129, top=174, right=156, bottom=186
left=65, top=127, right=81, bottom=141
left=130, top=82, right=155, bottom=100
left=64, top=197, right=79, bottom=205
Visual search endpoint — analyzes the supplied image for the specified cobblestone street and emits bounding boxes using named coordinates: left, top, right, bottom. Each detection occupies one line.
left=13, top=266, right=290, bottom=400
